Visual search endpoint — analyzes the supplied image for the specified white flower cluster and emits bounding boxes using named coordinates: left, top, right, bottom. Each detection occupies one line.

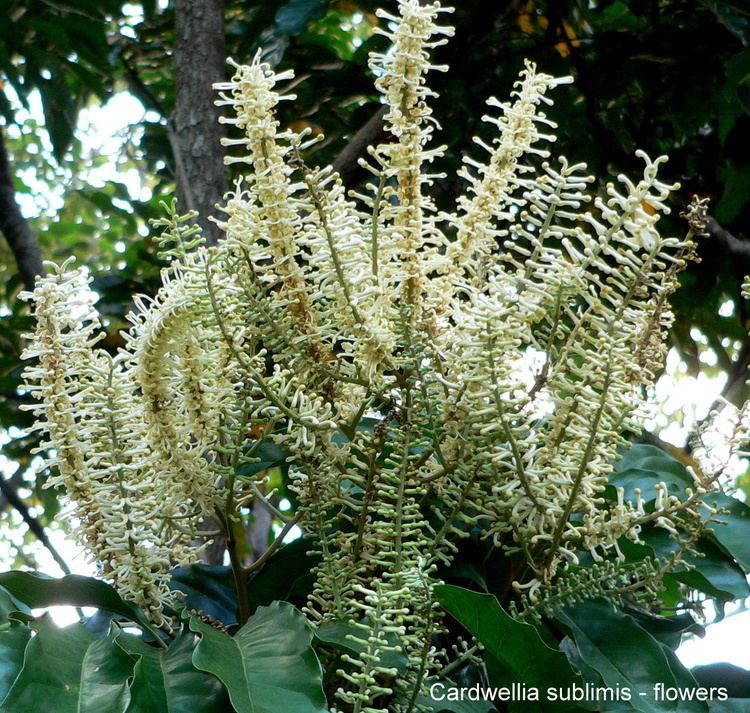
left=21, top=0, right=725, bottom=707
left=21, top=261, right=198, bottom=628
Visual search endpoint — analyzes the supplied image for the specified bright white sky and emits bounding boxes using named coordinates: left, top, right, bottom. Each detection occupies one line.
left=2, top=83, right=748, bottom=672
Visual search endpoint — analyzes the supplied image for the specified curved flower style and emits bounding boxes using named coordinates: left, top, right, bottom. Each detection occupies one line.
left=22, top=0, right=723, bottom=709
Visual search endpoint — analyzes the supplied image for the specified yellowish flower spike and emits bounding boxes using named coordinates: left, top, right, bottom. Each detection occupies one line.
left=21, top=0, right=726, bottom=707
left=21, top=262, right=192, bottom=629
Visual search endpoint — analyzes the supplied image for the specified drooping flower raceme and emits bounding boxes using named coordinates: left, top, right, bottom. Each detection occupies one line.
left=22, top=0, right=723, bottom=709
left=21, top=261, right=194, bottom=629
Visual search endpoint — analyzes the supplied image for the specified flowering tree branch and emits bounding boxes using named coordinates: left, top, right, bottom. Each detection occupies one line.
left=16, top=3, right=749, bottom=707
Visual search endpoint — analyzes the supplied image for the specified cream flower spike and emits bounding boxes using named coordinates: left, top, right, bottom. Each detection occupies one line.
left=21, top=260, right=193, bottom=629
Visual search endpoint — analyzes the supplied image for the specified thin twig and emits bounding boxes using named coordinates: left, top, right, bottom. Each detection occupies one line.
left=243, top=513, right=302, bottom=576
left=0, top=468, right=72, bottom=576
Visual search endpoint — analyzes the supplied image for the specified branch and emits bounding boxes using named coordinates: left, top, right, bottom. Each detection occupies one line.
left=707, top=216, right=750, bottom=261
left=332, top=106, right=387, bottom=190
left=243, top=513, right=301, bottom=576
left=0, top=124, right=43, bottom=290
left=0, top=468, right=72, bottom=576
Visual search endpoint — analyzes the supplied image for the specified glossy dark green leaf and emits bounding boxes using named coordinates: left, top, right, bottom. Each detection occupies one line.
left=611, top=445, right=694, bottom=501
left=80, top=629, right=135, bottom=713
left=672, top=539, right=750, bottom=602
left=706, top=702, right=750, bottom=713
left=626, top=530, right=749, bottom=608
left=169, top=565, right=237, bottom=627
left=190, top=602, right=327, bottom=713
left=622, top=604, right=703, bottom=650
left=117, top=631, right=228, bottom=713
left=692, top=662, right=750, bottom=698
left=435, top=585, right=577, bottom=709
left=0, top=623, right=30, bottom=704
left=705, top=493, right=750, bottom=573
left=0, top=617, right=133, bottom=713
left=556, top=600, right=705, bottom=713
left=0, top=588, right=30, bottom=624
left=84, top=610, right=117, bottom=638
left=0, top=572, right=159, bottom=638
left=246, top=537, right=319, bottom=614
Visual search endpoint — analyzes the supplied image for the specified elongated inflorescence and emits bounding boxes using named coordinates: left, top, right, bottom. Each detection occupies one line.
left=21, top=1, right=729, bottom=709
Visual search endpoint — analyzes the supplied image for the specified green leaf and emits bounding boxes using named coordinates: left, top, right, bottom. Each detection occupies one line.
left=622, top=605, right=703, bottom=650
left=0, top=617, right=133, bottom=713
left=706, top=703, right=750, bottom=713
left=246, top=537, right=319, bottom=614
left=80, top=629, right=135, bottom=713
left=716, top=161, right=750, bottom=224
left=692, top=662, right=750, bottom=698
left=705, top=493, right=750, bottom=573
left=0, top=588, right=30, bottom=624
left=556, top=600, right=706, bottom=713
left=169, top=565, right=237, bottom=626
left=117, top=631, right=227, bottom=713
left=671, top=539, right=750, bottom=602
left=275, top=0, right=329, bottom=36
left=434, top=585, right=577, bottom=709
left=0, top=572, right=159, bottom=639
left=190, top=602, right=327, bottom=713
left=611, top=445, right=694, bottom=501
left=39, top=76, right=79, bottom=163
left=0, top=623, right=30, bottom=704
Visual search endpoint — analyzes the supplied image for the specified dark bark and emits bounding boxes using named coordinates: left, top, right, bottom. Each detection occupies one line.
left=333, top=106, right=388, bottom=190
left=249, top=498, right=273, bottom=563
left=173, top=0, right=228, bottom=245
left=0, top=125, right=43, bottom=290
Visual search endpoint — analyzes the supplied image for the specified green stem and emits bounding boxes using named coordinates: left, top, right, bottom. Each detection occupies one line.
left=544, top=355, right=614, bottom=572
left=220, top=506, right=251, bottom=626
left=244, top=513, right=302, bottom=576
left=352, top=431, right=385, bottom=565
left=371, top=173, right=386, bottom=278
left=486, top=332, right=540, bottom=507
left=427, top=470, right=479, bottom=560
left=439, top=645, right=480, bottom=679
left=204, top=255, right=320, bottom=430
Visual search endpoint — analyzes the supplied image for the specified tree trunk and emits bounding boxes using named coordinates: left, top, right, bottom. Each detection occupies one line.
left=0, top=125, right=43, bottom=290
left=173, top=0, right=228, bottom=245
